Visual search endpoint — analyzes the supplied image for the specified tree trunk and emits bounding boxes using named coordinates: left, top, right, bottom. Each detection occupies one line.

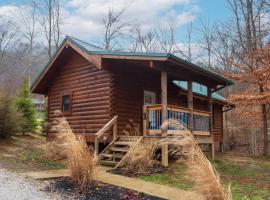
left=259, top=84, right=268, bottom=156
left=261, top=103, right=268, bottom=156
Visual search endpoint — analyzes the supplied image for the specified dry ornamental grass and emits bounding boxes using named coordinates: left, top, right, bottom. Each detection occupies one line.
left=125, top=119, right=232, bottom=200
left=125, top=140, right=157, bottom=172
left=49, top=111, right=96, bottom=190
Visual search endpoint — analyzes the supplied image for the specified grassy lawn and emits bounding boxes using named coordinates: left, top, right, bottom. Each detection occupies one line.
left=0, top=134, right=65, bottom=172
left=138, top=153, right=270, bottom=200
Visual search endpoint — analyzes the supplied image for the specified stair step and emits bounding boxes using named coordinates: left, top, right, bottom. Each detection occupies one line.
left=118, top=136, right=141, bottom=141
left=109, top=147, right=130, bottom=152
left=114, top=141, right=134, bottom=146
left=100, top=153, right=124, bottom=159
left=99, top=160, right=117, bottom=166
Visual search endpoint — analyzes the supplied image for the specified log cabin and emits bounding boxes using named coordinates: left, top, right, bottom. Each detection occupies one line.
left=32, top=36, right=233, bottom=167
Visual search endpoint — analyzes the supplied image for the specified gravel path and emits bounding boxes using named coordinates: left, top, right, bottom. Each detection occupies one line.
left=0, top=168, right=59, bottom=200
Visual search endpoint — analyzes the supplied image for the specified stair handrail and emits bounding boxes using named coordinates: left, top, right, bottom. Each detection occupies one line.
left=95, top=115, right=118, bottom=156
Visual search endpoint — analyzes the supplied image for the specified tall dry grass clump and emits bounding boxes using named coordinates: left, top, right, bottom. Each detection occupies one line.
left=163, top=119, right=232, bottom=200
left=50, top=111, right=96, bottom=189
left=125, top=140, right=158, bottom=172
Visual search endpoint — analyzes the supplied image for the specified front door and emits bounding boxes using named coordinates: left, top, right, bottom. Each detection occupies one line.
left=144, top=90, right=156, bottom=105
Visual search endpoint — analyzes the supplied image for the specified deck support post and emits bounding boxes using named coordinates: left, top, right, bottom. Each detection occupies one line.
left=161, top=71, right=168, bottom=167
left=207, top=87, right=214, bottom=160
left=188, top=80, right=193, bottom=132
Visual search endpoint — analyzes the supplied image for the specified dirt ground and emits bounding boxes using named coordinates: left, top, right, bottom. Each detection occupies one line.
left=0, top=134, right=65, bottom=172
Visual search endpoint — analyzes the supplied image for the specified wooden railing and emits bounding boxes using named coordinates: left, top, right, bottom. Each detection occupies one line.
left=95, top=115, right=118, bottom=155
left=143, top=105, right=210, bottom=136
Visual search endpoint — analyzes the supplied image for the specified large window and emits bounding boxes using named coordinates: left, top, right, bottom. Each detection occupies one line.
left=193, top=114, right=209, bottom=132
left=61, top=94, right=71, bottom=113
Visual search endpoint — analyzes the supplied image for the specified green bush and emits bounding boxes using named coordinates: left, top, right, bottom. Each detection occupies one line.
left=0, top=95, right=22, bottom=138
left=16, top=80, right=38, bottom=134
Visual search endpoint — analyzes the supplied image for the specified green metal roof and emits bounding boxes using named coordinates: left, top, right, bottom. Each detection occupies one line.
left=68, top=36, right=106, bottom=52
left=173, top=80, right=226, bottom=101
left=68, top=36, right=169, bottom=57
left=32, top=36, right=233, bottom=92
left=68, top=36, right=233, bottom=85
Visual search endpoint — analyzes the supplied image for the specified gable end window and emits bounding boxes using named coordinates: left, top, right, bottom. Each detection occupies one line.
left=61, top=94, right=72, bottom=113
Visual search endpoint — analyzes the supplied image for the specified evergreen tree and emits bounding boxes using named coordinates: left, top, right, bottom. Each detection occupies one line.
left=0, top=95, right=21, bottom=138
left=16, top=79, right=37, bottom=134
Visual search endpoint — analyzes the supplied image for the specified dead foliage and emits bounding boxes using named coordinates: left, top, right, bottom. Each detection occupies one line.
left=125, top=119, right=232, bottom=199
left=125, top=140, right=158, bottom=172
left=50, top=111, right=96, bottom=189
left=164, top=119, right=232, bottom=200
left=122, top=119, right=140, bottom=136
left=44, top=139, right=67, bottom=161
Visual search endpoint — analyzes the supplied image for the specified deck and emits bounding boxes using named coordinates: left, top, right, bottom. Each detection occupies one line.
left=95, top=103, right=214, bottom=168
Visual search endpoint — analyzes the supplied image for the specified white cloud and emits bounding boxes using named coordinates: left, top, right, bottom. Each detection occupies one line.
left=0, top=5, right=17, bottom=18
left=62, top=0, right=199, bottom=40
left=0, top=0, right=200, bottom=45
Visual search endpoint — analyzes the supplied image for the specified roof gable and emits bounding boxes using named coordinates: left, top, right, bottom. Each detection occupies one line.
left=32, top=36, right=233, bottom=94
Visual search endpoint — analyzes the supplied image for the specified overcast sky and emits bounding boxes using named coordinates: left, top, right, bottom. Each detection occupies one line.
left=0, top=0, right=231, bottom=49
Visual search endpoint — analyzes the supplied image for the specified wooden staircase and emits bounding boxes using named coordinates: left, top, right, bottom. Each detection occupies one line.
left=98, top=136, right=142, bottom=168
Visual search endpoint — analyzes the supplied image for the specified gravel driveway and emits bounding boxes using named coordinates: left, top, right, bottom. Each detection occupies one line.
left=0, top=168, right=59, bottom=200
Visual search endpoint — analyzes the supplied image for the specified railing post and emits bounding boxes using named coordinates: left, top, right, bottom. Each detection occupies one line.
left=143, top=106, right=148, bottom=136
left=113, top=121, right=117, bottom=140
left=95, top=138, right=99, bottom=156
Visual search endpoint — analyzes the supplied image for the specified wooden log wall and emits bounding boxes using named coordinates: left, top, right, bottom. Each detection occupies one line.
left=47, top=50, right=113, bottom=142
left=46, top=51, right=224, bottom=144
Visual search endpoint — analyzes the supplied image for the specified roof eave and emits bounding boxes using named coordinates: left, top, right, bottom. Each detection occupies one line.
left=167, top=53, right=234, bottom=87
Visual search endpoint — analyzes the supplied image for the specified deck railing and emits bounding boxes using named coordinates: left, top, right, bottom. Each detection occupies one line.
left=95, top=115, right=118, bottom=156
left=143, top=105, right=210, bottom=136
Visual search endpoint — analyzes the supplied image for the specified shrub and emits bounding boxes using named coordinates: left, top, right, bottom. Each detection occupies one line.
left=50, top=111, right=96, bottom=189
left=16, top=79, right=37, bottom=134
left=163, top=119, right=232, bottom=200
left=0, top=94, right=21, bottom=138
left=125, top=141, right=158, bottom=172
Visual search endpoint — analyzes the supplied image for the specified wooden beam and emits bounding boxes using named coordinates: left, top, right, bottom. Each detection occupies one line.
left=161, top=71, right=168, bottom=134
left=207, top=87, right=213, bottom=134
left=188, top=80, right=193, bottom=132
left=207, top=87, right=214, bottom=160
left=161, top=71, right=168, bottom=167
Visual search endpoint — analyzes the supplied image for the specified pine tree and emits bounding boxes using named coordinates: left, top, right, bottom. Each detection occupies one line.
left=16, top=79, right=37, bottom=134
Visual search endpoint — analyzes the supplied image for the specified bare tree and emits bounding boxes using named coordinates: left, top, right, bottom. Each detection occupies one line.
left=0, top=18, right=17, bottom=75
left=102, top=8, right=129, bottom=50
left=15, top=0, right=37, bottom=88
left=200, top=19, right=216, bottom=68
left=38, top=0, right=62, bottom=58
left=154, top=14, right=176, bottom=53
left=154, top=14, right=188, bottom=59
left=186, top=21, right=192, bottom=61
left=130, top=24, right=157, bottom=52
left=52, top=0, right=61, bottom=48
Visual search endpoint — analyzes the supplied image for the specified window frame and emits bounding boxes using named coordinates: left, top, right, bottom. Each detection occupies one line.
left=60, top=91, right=73, bottom=115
